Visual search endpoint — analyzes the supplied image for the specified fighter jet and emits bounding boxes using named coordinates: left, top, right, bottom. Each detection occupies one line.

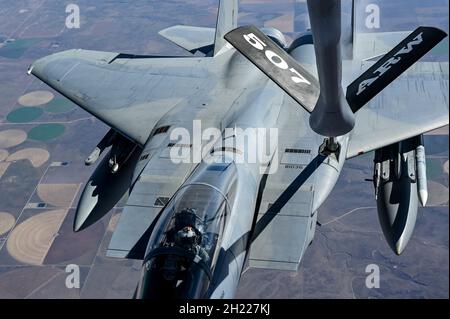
left=27, top=0, right=448, bottom=298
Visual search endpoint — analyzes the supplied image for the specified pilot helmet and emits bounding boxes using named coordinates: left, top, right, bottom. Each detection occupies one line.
left=175, top=226, right=197, bottom=248
left=173, top=208, right=203, bottom=248
left=175, top=208, right=200, bottom=228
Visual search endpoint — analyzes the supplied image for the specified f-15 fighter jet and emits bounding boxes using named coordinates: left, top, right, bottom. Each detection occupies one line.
left=28, top=0, right=448, bottom=298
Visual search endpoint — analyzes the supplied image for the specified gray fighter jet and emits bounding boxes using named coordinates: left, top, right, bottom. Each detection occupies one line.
left=28, top=0, right=448, bottom=299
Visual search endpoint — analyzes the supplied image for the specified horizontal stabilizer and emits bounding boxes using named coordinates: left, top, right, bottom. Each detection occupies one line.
left=225, top=25, right=320, bottom=113
left=346, top=27, right=448, bottom=112
left=159, top=25, right=216, bottom=54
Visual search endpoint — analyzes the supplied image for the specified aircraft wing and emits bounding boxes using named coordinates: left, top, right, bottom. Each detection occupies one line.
left=347, top=61, right=449, bottom=158
left=29, top=49, right=209, bottom=145
left=353, top=31, right=414, bottom=60
left=352, top=21, right=448, bottom=62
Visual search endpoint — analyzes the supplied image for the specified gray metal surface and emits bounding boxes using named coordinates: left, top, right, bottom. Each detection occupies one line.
left=30, top=51, right=210, bottom=145
left=159, top=25, right=216, bottom=53
left=347, top=62, right=449, bottom=158
left=214, top=0, right=238, bottom=56
left=375, top=141, right=419, bottom=255
left=249, top=97, right=317, bottom=270
left=107, top=156, right=193, bottom=258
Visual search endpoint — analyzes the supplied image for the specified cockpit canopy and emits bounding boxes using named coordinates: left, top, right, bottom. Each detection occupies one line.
left=137, top=160, right=237, bottom=298
left=149, top=182, right=230, bottom=260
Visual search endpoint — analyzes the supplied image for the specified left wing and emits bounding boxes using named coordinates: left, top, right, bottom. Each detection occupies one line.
left=347, top=61, right=449, bottom=158
left=30, top=49, right=210, bottom=145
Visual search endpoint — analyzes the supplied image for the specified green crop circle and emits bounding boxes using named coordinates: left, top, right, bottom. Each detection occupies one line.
left=27, top=124, right=66, bottom=141
left=7, top=107, right=43, bottom=123
left=45, top=99, right=76, bottom=113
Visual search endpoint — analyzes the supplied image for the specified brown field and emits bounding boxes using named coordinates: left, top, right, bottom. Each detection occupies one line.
left=18, top=90, right=54, bottom=107
left=37, top=183, right=80, bottom=207
left=7, top=148, right=50, bottom=168
left=0, top=212, right=15, bottom=236
left=6, top=209, right=68, bottom=265
left=0, top=129, right=27, bottom=148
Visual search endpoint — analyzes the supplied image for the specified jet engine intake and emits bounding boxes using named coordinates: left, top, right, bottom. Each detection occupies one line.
left=261, top=27, right=287, bottom=49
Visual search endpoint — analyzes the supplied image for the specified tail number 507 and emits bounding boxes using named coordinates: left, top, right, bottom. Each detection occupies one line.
left=243, top=33, right=311, bottom=85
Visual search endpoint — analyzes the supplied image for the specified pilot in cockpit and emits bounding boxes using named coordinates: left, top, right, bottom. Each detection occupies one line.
left=172, top=208, right=210, bottom=262
left=160, top=208, right=212, bottom=281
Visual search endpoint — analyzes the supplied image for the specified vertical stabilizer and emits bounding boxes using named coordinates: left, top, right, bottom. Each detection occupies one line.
left=214, top=0, right=238, bottom=56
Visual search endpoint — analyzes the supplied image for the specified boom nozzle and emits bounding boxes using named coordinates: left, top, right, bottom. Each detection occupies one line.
left=307, top=0, right=355, bottom=137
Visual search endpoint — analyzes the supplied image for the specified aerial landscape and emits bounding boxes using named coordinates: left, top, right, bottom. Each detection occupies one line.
left=0, top=0, right=448, bottom=299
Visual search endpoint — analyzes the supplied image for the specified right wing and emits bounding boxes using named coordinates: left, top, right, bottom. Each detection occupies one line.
left=353, top=31, right=412, bottom=61
left=347, top=61, right=449, bottom=158
left=29, top=49, right=209, bottom=145
left=347, top=27, right=448, bottom=112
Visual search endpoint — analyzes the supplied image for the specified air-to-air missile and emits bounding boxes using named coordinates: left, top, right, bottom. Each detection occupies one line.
left=415, top=135, right=428, bottom=207
left=372, top=135, right=428, bottom=255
